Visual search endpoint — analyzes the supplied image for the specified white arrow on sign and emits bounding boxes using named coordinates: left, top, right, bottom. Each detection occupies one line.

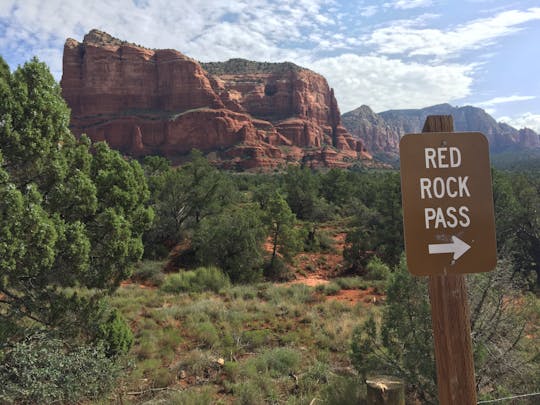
left=428, top=236, right=471, bottom=261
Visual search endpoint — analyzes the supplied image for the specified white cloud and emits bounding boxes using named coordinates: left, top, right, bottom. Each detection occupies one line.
left=499, top=113, right=540, bottom=133
left=389, top=0, right=433, bottom=10
left=0, top=0, right=331, bottom=77
left=367, top=7, right=540, bottom=59
left=476, top=95, right=536, bottom=107
left=359, top=5, right=379, bottom=17
left=309, top=54, right=475, bottom=113
left=0, top=0, right=538, bottom=120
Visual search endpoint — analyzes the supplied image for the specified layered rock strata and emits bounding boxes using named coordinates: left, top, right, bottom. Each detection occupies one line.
left=62, top=30, right=366, bottom=169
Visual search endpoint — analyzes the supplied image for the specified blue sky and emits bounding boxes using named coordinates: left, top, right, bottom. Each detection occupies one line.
left=1, top=0, right=539, bottom=131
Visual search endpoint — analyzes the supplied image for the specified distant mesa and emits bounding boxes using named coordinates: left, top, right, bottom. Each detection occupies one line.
left=342, top=103, right=539, bottom=158
left=61, top=29, right=368, bottom=170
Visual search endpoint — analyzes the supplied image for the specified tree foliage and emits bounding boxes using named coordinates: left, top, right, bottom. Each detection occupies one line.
left=344, top=172, right=403, bottom=270
left=192, top=204, right=266, bottom=283
left=143, top=150, right=235, bottom=258
left=0, top=332, right=121, bottom=404
left=351, top=259, right=539, bottom=403
left=261, top=192, right=302, bottom=278
left=0, top=57, right=151, bottom=347
left=492, top=169, right=539, bottom=286
left=351, top=258, right=436, bottom=403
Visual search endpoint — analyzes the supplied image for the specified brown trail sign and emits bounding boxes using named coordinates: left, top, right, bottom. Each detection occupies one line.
left=400, top=129, right=497, bottom=276
left=399, top=115, right=497, bottom=405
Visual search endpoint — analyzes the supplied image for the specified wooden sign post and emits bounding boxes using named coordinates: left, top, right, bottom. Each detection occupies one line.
left=399, top=115, right=497, bottom=404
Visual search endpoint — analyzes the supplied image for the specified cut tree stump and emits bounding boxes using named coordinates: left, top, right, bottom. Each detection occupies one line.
left=366, top=375, right=405, bottom=405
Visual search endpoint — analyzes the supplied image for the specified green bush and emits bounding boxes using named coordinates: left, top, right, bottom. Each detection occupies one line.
left=98, top=308, right=134, bottom=356
left=161, top=266, right=230, bottom=293
left=303, top=225, right=335, bottom=253
left=335, top=277, right=368, bottom=290
left=263, top=257, right=292, bottom=281
left=365, top=256, right=390, bottom=280
left=0, top=332, right=120, bottom=404
left=243, top=329, right=271, bottom=349
left=316, top=282, right=341, bottom=296
left=193, top=321, right=220, bottom=348
left=251, top=347, right=301, bottom=377
left=321, top=375, right=366, bottom=405
left=131, top=260, right=166, bottom=286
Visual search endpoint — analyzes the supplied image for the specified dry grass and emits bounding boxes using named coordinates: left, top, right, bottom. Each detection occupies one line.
left=109, top=276, right=380, bottom=403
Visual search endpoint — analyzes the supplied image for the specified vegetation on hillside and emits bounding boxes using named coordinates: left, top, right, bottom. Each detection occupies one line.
left=0, top=56, right=152, bottom=402
left=0, top=55, right=538, bottom=404
left=201, top=59, right=304, bottom=75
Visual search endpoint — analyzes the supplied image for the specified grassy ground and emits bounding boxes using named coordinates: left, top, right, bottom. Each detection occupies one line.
left=108, top=270, right=384, bottom=404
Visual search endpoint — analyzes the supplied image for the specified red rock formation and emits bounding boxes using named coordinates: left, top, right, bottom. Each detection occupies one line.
left=62, top=30, right=366, bottom=169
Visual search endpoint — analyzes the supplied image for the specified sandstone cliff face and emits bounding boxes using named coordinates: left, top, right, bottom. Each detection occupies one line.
left=202, top=60, right=365, bottom=158
left=61, top=30, right=365, bottom=169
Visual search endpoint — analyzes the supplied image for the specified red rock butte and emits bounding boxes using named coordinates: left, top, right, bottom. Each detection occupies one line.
left=61, top=29, right=369, bottom=169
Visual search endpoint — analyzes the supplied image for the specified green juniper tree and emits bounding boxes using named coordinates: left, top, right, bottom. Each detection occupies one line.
left=262, top=192, right=302, bottom=279
left=192, top=204, right=266, bottom=283
left=0, top=57, right=152, bottom=349
left=143, top=150, right=235, bottom=257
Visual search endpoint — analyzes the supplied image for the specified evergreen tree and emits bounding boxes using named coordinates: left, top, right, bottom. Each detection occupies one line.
left=192, top=204, right=266, bottom=283
left=0, top=57, right=152, bottom=347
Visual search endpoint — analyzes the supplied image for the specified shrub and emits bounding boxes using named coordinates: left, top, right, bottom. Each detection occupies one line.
left=0, top=332, right=120, bottom=404
left=316, top=282, right=341, bottom=296
left=174, top=350, right=216, bottom=379
left=153, top=386, right=216, bottom=405
left=321, top=376, right=366, bottom=405
left=98, top=308, right=134, bottom=356
left=192, top=205, right=266, bottom=283
left=263, top=257, right=293, bottom=281
left=304, top=225, right=335, bottom=253
left=365, top=256, right=391, bottom=280
left=193, top=321, right=220, bottom=348
left=252, top=347, right=301, bottom=377
left=161, top=266, right=230, bottom=293
left=335, top=277, right=368, bottom=290
left=131, top=260, right=166, bottom=286
left=243, top=329, right=271, bottom=349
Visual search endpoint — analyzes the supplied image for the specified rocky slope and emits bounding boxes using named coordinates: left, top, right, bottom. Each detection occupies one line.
left=341, top=105, right=400, bottom=157
left=343, top=103, right=539, bottom=156
left=61, top=30, right=366, bottom=169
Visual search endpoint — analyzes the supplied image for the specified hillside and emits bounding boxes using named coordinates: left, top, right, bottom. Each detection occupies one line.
left=342, top=103, right=540, bottom=156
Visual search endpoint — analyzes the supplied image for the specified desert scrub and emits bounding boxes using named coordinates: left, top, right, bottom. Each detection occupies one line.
left=0, top=333, right=121, bottom=404
left=251, top=347, right=302, bottom=377
left=160, top=266, right=230, bottom=293
left=365, top=256, right=391, bottom=281
left=193, top=321, right=220, bottom=348
left=131, top=260, right=166, bottom=286
left=242, top=329, right=272, bottom=350
left=334, top=276, right=369, bottom=290
left=261, top=283, right=314, bottom=304
left=173, top=349, right=220, bottom=380
left=316, top=282, right=341, bottom=296
left=149, top=386, right=218, bottom=405
left=223, top=284, right=260, bottom=300
left=175, top=297, right=227, bottom=323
